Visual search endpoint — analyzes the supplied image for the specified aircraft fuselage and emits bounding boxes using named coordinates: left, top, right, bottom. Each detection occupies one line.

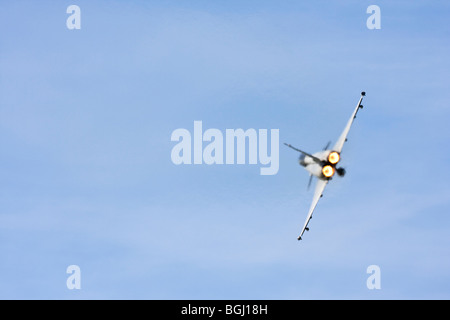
left=300, top=150, right=341, bottom=180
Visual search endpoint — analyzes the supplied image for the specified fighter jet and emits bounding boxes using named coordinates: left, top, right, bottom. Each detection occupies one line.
left=285, top=92, right=366, bottom=241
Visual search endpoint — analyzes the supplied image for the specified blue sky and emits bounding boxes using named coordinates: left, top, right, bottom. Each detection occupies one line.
left=0, top=0, right=449, bottom=299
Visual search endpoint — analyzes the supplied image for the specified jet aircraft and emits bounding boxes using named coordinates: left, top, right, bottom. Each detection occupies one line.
left=285, top=92, right=366, bottom=241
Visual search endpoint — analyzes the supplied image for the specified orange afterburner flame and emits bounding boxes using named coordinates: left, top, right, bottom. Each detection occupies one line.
left=328, top=151, right=340, bottom=164
left=322, top=165, right=335, bottom=178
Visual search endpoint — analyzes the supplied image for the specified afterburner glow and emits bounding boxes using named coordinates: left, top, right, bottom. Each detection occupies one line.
left=322, top=165, right=335, bottom=178
left=328, top=151, right=340, bottom=164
